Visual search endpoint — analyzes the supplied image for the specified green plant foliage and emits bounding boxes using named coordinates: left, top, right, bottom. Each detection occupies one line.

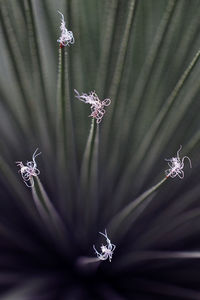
left=1, top=0, right=200, bottom=298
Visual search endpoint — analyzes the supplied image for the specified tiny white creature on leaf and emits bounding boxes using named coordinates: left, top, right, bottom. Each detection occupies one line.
left=74, top=89, right=111, bottom=124
left=57, top=11, right=74, bottom=48
left=16, top=148, right=41, bottom=187
left=165, top=145, right=192, bottom=179
left=93, top=229, right=116, bottom=262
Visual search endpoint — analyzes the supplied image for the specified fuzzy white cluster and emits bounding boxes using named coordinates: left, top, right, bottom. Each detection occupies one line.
left=57, top=11, right=74, bottom=47
left=16, top=148, right=41, bottom=187
left=93, top=230, right=116, bottom=262
left=74, top=89, right=111, bottom=124
left=165, top=145, right=192, bottom=179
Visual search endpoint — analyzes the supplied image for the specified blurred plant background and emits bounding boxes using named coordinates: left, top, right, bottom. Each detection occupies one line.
left=1, top=0, right=200, bottom=299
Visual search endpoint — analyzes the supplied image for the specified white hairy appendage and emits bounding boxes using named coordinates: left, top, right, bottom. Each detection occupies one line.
left=74, top=89, right=111, bottom=124
left=93, top=230, right=116, bottom=262
left=57, top=11, right=74, bottom=48
left=16, top=148, right=41, bottom=187
left=165, top=145, right=192, bottom=179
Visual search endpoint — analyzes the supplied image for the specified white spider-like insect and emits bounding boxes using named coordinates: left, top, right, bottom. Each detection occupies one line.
left=93, top=229, right=116, bottom=262
left=74, top=89, right=111, bottom=124
left=165, top=145, right=192, bottom=179
left=57, top=11, right=74, bottom=48
left=16, top=148, right=41, bottom=188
